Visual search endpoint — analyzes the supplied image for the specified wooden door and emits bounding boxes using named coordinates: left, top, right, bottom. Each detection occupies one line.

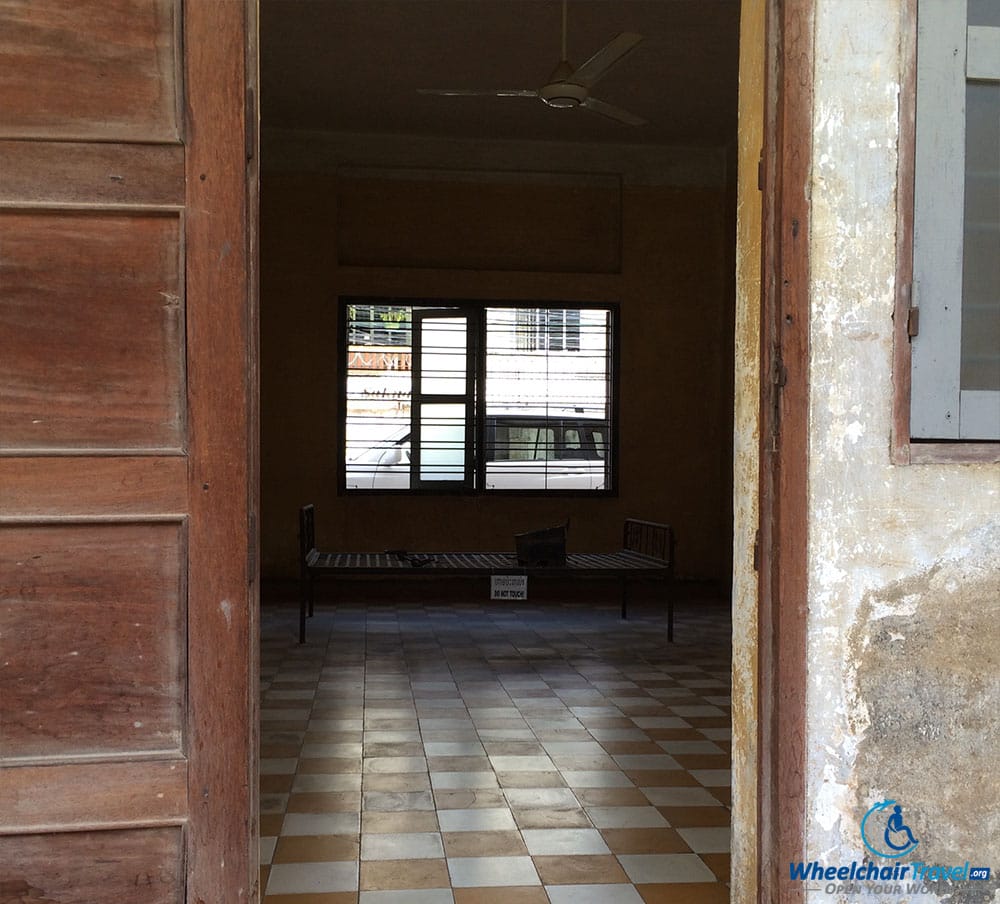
left=0, top=1, right=258, bottom=900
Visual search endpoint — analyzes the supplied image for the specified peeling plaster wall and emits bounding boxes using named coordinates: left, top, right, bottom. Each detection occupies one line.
left=805, top=2, right=1000, bottom=902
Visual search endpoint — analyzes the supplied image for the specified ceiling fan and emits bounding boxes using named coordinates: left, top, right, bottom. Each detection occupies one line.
left=417, top=0, right=647, bottom=126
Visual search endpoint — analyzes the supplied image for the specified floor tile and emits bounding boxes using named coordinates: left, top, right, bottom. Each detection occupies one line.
left=447, top=855, right=541, bottom=887
left=266, top=861, right=359, bottom=894
left=521, top=828, right=611, bottom=855
left=359, top=890, right=454, bottom=904
left=636, top=883, right=731, bottom=904
left=273, top=834, right=360, bottom=862
left=437, top=808, right=516, bottom=832
left=451, top=888, right=548, bottom=904
left=360, top=858, right=451, bottom=890
left=545, top=884, right=645, bottom=903
left=600, top=827, right=690, bottom=854
left=617, top=854, right=717, bottom=884
left=585, top=806, right=669, bottom=828
left=282, top=813, right=361, bottom=836
left=362, top=832, right=444, bottom=860
left=677, top=826, right=730, bottom=854
left=442, top=830, right=529, bottom=857
left=532, top=854, right=629, bottom=885
left=640, top=787, right=723, bottom=807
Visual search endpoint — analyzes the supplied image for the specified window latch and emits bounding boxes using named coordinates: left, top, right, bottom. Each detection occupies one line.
left=907, top=305, right=919, bottom=339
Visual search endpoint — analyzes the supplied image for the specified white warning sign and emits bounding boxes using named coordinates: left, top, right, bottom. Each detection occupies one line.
left=491, top=574, right=528, bottom=600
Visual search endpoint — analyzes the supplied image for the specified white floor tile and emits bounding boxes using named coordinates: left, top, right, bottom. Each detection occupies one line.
left=447, top=855, right=541, bottom=887
left=361, top=832, right=444, bottom=860
left=545, top=885, right=644, bottom=904
left=437, top=808, right=516, bottom=832
left=585, top=806, right=669, bottom=828
left=266, top=861, right=359, bottom=894
left=618, top=853, right=717, bottom=883
left=678, top=826, right=731, bottom=852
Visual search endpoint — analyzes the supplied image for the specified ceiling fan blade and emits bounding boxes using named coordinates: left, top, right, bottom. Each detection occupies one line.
left=417, top=88, right=538, bottom=97
left=571, top=32, right=643, bottom=88
left=582, top=96, right=647, bottom=126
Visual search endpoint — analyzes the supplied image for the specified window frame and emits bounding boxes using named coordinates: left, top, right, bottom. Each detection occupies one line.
left=893, top=0, right=1000, bottom=463
left=338, top=297, right=621, bottom=495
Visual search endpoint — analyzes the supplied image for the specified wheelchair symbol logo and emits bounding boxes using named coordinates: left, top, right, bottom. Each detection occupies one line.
left=861, top=799, right=920, bottom=859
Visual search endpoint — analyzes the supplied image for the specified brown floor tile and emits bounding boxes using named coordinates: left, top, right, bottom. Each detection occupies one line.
left=297, top=757, right=362, bottom=774
left=362, top=810, right=440, bottom=833
left=263, top=894, right=358, bottom=904
left=443, top=830, right=529, bottom=857
left=482, top=741, right=545, bottom=755
left=260, top=864, right=270, bottom=891
left=261, top=719, right=310, bottom=732
left=532, top=854, right=629, bottom=885
left=512, top=807, right=592, bottom=829
left=497, top=771, right=566, bottom=789
left=576, top=716, right=636, bottom=728
left=624, top=770, right=699, bottom=787
left=260, top=814, right=285, bottom=836
left=700, top=852, right=731, bottom=881
left=709, top=788, right=732, bottom=806
left=260, top=744, right=303, bottom=758
left=642, top=728, right=706, bottom=741
left=682, top=717, right=731, bottom=728
left=362, top=773, right=431, bottom=792
left=573, top=787, right=650, bottom=807
left=273, top=834, right=360, bottom=862
left=360, top=858, right=450, bottom=890
left=363, top=742, right=425, bottom=757
left=599, top=741, right=666, bottom=755
left=673, top=754, right=731, bottom=770
left=260, top=775, right=295, bottom=794
left=600, top=827, right=691, bottom=854
left=452, top=888, right=549, bottom=904
left=434, top=790, right=507, bottom=809
left=638, top=882, right=730, bottom=904
left=657, top=806, right=731, bottom=827
left=287, top=791, right=362, bottom=813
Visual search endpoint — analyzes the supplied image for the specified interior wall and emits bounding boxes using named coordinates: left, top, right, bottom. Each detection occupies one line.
left=259, top=159, right=734, bottom=584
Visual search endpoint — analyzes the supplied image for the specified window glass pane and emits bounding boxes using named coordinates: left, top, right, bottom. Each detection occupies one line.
left=345, top=303, right=412, bottom=487
left=968, top=0, right=1000, bottom=27
left=484, top=307, right=611, bottom=490
left=418, top=403, right=466, bottom=481
left=961, top=80, right=1000, bottom=391
left=420, top=317, right=467, bottom=395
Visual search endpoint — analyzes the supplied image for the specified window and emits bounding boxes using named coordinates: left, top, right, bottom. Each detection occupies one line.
left=910, top=0, right=1000, bottom=440
left=342, top=299, right=616, bottom=493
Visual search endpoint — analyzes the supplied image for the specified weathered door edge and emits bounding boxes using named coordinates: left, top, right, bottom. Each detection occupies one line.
left=730, top=0, right=766, bottom=900
left=758, top=0, right=812, bottom=901
left=184, top=1, right=259, bottom=899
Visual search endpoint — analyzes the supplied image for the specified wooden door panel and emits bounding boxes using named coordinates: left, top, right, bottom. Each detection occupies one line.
left=0, top=827, right=183, bottom=904
left=0, top=521, right=185, bottom=760
left=0, top=211, right=184, bottom=452
left=0, top=142, right=185, bottom=207
left=0, top=457, right=188, bottom=518
left=0, top=0, right=255, bottom=898
left=0, top=0, right=180, bottom=142
left=0, top=761, right=187, bottom=834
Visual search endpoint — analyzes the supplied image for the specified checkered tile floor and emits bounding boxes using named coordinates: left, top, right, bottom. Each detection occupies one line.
left=260, top=590, right=732, bottom=904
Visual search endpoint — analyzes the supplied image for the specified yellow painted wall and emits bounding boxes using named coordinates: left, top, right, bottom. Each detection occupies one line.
left=260, top=171, right=734, bottom=583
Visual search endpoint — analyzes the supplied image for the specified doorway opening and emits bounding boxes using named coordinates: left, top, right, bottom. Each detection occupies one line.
left=255, top=1, right=762, bottom=900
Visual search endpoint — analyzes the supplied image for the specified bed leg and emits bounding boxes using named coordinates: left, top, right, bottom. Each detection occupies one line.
left=308, top=574, right=315, bottom=618
left=299, top=577, right=308, bottom=644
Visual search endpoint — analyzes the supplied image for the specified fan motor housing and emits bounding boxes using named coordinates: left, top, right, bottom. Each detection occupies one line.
left=539, top=80, right=588, bottom=108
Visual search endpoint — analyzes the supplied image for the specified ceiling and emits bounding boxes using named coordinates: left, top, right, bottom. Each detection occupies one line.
left=260, top=0, right=741, bottom=149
